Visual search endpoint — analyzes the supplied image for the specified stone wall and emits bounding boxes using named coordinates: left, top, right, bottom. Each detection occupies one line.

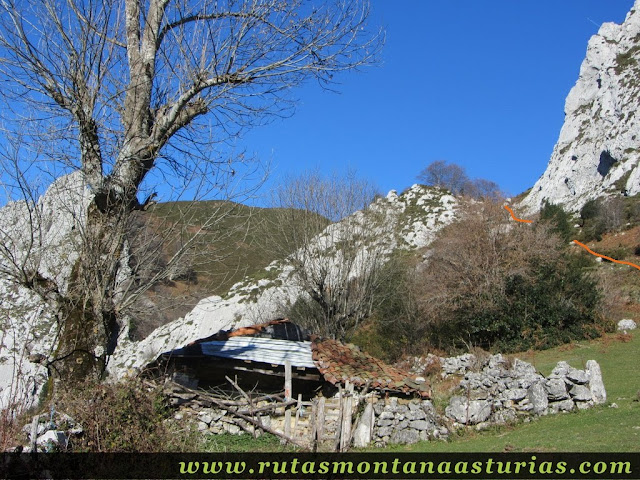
left=370, top=397, right=447, bottom=447
left=405, top=353, right=606, bottom=430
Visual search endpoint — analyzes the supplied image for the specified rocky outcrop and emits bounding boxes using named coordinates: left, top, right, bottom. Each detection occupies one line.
left=0, top=181, right=457, bottom=406
left=0, top=173, right=90, bottom=410
left=521, top=0, right=640, bottom=213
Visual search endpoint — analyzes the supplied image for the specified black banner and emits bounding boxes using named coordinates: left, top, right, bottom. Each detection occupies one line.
left=1, top=452, right=639, bottom=479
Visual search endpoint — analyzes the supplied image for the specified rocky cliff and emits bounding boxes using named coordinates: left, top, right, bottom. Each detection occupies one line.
left=520, top=0, right=640, bottom=213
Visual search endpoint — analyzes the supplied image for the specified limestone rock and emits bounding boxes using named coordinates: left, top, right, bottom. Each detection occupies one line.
left=566, top=368, right=589, bottom=385
left=586, top=360, right=607, bottom=404
left=352, top=402, right=374, bottom=448
left=504, top=388, right=528, bottom=401
left=617, top=319, right=637, bottom=331
left=546, top=378, right=569, bottom=401
left=36, top=431, right=68, bottom=451
left=548, top=399, right=575, bottom=413
left=569, top=384, right=593, bottom=402
left=409, top=420, right=430, bottom=431
left=520, top=1, right=640, bottom=214
left=390, top=428, right=419, bottom=445
left=527, top=382, right=548, bottom=415
left=445, top=396, right=492, bottom=425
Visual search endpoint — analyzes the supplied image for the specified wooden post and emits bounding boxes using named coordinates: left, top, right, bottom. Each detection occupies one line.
left=334, top=385, right=343, bottom=451
left=283, top=361, right=292, bottom=444
left=284, top=360, right=292, bottom=401
left=310, top=399, right=317, bottom=451
left=293, top=393, right=302, bottom=437
left=317, top=396, right=326, bottom=446
left=340, top=381, right=353, bottom=452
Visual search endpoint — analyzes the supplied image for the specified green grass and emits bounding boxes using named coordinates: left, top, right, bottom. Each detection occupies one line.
left=199, top=433, right=299, bottom=452
left=384, top=332, right=640, bottom=452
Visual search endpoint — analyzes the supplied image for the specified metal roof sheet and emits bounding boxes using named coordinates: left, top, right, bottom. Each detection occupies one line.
left=199, top=337, right=316, bottom=368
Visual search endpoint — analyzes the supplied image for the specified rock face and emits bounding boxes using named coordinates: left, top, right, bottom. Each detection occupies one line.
left=0, top=173, right=90, bottom=410
left=520, top=0, right=640, bottom=213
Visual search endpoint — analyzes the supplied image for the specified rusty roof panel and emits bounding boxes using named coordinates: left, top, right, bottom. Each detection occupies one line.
left=311, top=337, right=430, bottom=397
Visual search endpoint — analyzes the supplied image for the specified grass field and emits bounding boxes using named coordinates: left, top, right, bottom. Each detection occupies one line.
left=384, top=331, right=640, bottom=452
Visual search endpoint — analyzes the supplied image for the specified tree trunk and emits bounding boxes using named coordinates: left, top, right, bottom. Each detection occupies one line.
left=50, top=198, right=128, bottom=388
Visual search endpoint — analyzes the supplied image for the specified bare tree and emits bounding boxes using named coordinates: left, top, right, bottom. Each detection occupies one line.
left=418, top=160, right=469, bottom=195
left=418, top=160, right=503, bottom=200
left=0, top=0, right=382, bottom=387
left=267, top=170, right=394, bottom=340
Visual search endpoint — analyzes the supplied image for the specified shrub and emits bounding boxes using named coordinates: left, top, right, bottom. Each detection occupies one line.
left=414, top=201, right=603, bottom=353
left=57, top=377, right=195, bottom=452
left=580, top=197, right=628, bottom=241
left=350, top=251, right=424, bottom=362
left=540, top=201, right=575, bottom=242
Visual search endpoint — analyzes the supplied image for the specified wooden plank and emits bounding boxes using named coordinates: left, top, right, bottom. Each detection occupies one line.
left=310, top=399, right=317, bottom=451
left=334, top=385, right=343, bottom=452
left=316, top=397, right=326, bottom=446
left=340, top=381, right=353, bottom=452
left=284, top=360, right=292, bottom=401
left=283, top=408, right=292, bottom=444
left=283, top=362, right=292, bottom=445
left=293, top=394, right=302, bottom=438
left=227, top=364, right=321, bottom=381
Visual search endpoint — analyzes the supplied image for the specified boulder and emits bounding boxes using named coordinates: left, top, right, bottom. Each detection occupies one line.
left=546, top=378, right=569, bottom=400
left=527, top=382, right=548, bottom=415
left=617, top=319, right=637, bottom=331
left=566, top=368, right=589, bottom=385
left=36, top=431, right=68, bottom=451
left=390, top=428, right=419, bottom=445
left=569, top=384, right=592, bottom=402
left=352, top=402, right=374, bottom=448
left=550, top=361, right=571, bottom=378
left=445, top=396, right=492, bottom=425
left=409, top=420, right=431, bottom=431
left=504, top=388, right=528, bottom=401
left=586, top=360, right=606, bottom=404
left=548, top=399, right=575, bottom=413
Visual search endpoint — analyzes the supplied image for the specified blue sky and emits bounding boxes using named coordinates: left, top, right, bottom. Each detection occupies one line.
left=240, top=1, right=635, bottom=199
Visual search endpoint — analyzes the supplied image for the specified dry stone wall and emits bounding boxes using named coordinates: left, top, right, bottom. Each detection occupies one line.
left=406, top=353, right=606, bottom=431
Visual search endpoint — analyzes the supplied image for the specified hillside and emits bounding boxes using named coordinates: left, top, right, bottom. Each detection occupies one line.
left=130, top=201, right=329, bottom=339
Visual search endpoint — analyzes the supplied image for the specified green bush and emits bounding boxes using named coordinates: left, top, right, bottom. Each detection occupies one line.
left=579, top=196, right=638, bottom=242
left=540, top=201, right=575, bottom=242
left=351, top=252, right=423, bottom=362
left=464, top=253, right=604, bottom=351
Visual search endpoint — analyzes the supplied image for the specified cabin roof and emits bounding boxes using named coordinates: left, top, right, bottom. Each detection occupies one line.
left=311, top=337, right=430, bottom=397
left=163, top=319, right=430, bottom=397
